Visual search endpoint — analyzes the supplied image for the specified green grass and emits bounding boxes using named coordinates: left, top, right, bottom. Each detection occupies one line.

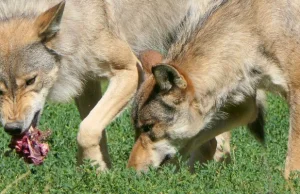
left=0, top=94, right=299, bottom=193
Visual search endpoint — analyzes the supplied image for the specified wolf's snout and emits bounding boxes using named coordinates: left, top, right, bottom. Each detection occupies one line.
left=4, top=122, right=23, bottom=135
left=160, top=153, right=172, bottom=165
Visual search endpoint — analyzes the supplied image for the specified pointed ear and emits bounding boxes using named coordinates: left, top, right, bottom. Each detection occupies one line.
left=34, top=1, right=66, bottom=41
left=152, top=64, right=187, bottom=91
left=140, top=50, right=163, bottom=74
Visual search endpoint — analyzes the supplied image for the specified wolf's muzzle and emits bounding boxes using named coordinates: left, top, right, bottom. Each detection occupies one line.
left=160, top=153, right=172, bottom=166
left=4, top=121, right=23, bottom=135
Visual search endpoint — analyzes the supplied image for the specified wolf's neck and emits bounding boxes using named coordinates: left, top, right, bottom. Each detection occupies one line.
left=169, top=0, right=255, bottom=104
left=170, top=0, right=287, bottom=113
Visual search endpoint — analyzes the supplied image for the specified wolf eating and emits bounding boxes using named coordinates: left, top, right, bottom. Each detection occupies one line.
left=9, top=127, right=51, bottom=165
left=0, top=0, right=225, bottom=170
left=128, top=0, right=300, bottom=179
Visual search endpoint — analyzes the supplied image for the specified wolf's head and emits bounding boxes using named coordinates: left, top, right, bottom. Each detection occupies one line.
left=128, top=50, right=263, bottom=171
left=128, top=51, right=203, bottom=171
left=0, top=1, right=65, bottom=135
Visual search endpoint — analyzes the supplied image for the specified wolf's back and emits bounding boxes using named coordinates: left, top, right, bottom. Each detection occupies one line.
left=112, top=0, right=227, bottom=55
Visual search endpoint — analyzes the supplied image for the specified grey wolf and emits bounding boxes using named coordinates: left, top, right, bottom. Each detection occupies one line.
left=128, top=0, right=300, bottom=179
left=129, top=49, right=265, bottom=171
left=134, top=50, right=239, bottom=171
left=0, top=0, right=225, bottom=170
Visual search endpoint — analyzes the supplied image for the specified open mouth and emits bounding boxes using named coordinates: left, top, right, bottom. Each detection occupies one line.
left=8, top=110, right=51, bottom=165
left=23, top=110, right=40, bottom=135
left=31, top=110, right=40, bottom=128
left=4, top=110, right=41, bottom=136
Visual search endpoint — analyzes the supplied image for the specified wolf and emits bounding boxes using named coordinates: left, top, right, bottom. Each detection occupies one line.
left=129, top=49, right=265, bottom=171
left=136, top=50, right=242, bottom=171
left=0, top=0, right=227, bottom=170
left=127, top=0, right=299, bottom=179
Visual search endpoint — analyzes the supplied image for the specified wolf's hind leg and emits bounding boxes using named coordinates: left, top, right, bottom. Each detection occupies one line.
left=247, top=89, right=266, bottom=144
left=285, top=91, right=300, bottom=179
left=75, top=78, right=111, bottom=169
left=188, top=138, right=217, bottom=172
left=188, top=132, right=231, bottom=172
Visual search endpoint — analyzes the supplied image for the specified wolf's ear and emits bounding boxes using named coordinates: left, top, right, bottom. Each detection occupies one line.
left=140, top=50, right=164, bottom=74
left=152, top=64, right=187, bottom=91
left=34, top=1, right=65, bottom=41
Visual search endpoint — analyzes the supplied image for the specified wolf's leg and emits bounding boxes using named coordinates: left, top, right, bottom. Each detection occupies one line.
left=213, top=131, right=231, bottom=163
left=75, top=78, right=102, bottom=119
left=285, top=91, right=300, bottom=179
left=213, top=92, right=265, bottom=164
left=247, top=90, right=266, bottom=144
left=188, top=138, right=217, bottom=172
left=77, top=39, right=139, bottom=171
left=74, top=78, right=111, bottom=169
left=188, top=132, right=231, bottom=172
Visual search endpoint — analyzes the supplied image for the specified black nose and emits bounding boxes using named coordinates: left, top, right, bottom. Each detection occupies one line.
left=4, top=122, right=23, bottom=135
left=164, top=154, right=172, bottom=161
left=160, top=154, right=172, bottom=166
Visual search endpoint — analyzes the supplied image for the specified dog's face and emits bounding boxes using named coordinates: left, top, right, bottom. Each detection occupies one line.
left=128, top=59, right=204, bottom=171
left=0, top=1, right=65, bottom=135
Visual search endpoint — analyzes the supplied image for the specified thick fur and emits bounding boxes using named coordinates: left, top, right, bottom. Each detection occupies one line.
left=0, top=0, right=227, bottom=171
left=136, top=50, right=235, bottom=171
left=128, top=0, right=300, bottom=179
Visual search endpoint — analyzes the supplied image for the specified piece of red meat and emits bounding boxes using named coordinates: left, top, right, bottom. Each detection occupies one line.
left=9, top=127, right=51, bottom=165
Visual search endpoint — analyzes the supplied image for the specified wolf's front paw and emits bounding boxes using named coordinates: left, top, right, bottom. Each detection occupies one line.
left=76, top=120, right=110, bottom=172
left=77, top=145, right=110, bottom=172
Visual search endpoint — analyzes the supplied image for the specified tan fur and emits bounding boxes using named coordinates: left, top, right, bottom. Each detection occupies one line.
left=134, top=50, right=232, bottom=170
left=74, top=78, right=111, bottom=169
left=129, top=0, right=300, bottom=179
left=128, top=133, right=155, bottom=171
left=140, top=50, right=163, bottom=75
left=0, top=0, right=227, bottom=171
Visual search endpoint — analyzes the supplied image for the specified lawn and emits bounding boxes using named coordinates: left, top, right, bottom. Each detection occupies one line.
left=0, top=94, right=299, bottom=193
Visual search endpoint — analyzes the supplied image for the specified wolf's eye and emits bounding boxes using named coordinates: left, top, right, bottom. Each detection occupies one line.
left=141, top=124, right=154, bottom=133
left=26, top=76, right=37, bottom=86
left=0, top=90, right=3, bottom=96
